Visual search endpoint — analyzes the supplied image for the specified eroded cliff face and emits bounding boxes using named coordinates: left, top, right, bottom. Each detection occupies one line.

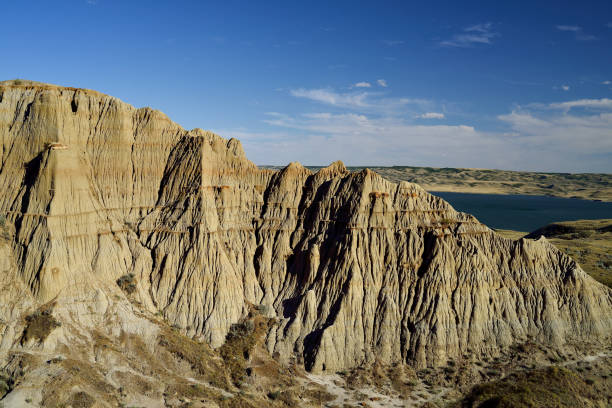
left=0, top=80, right=610, bottom=378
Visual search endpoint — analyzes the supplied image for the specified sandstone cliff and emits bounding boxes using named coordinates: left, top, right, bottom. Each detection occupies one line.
left=0, top=80, right=610, bottom=387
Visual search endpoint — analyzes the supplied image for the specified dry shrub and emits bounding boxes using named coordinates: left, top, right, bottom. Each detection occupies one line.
left=67, top=391, right=96, bottom=408
left=456, top=366, right=602, bottom=407
left=116, top=273, right=137, bottom=294
left=218, top=308, right=275, bottom=386
left=158, top=326, right=229, bottom=389
left=21, top=308, right=61, bottom=344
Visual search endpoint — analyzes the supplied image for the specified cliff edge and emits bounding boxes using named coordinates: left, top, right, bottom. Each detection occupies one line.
left=0, top=80, right=610, bottom=404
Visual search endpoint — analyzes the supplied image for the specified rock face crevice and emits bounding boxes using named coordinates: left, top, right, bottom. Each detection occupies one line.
left=0, top=80, right=610, bottom=373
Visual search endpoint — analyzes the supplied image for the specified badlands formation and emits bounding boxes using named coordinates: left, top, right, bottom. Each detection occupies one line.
left=0, top=80, right=610, bottom=406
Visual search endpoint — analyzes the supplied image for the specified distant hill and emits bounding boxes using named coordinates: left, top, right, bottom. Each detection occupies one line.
left=262, top=165, right=612, bottom=201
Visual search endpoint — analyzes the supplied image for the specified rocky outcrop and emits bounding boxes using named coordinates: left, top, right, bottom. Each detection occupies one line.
left=0, top=80, right=610, bottom=377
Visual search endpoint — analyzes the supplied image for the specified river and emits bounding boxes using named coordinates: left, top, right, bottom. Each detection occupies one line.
left=431, top=192, right=612, bottom=232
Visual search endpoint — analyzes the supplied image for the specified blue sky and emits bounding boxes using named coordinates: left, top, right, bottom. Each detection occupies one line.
left=1, top=0, right=611, bottom=172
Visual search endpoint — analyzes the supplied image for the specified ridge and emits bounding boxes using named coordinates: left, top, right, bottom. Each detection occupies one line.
left=0, top=83, right=609, bottom=406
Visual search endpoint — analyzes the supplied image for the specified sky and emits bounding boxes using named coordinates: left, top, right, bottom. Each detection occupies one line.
left=1, top=0, right=611, bottom=172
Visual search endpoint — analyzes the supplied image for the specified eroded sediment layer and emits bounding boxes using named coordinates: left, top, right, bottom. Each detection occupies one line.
left=0, top=80, right=610, bottom=374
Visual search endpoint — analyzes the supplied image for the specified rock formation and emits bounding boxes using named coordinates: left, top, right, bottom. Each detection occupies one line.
left=0, top=79, right=610, bottom=385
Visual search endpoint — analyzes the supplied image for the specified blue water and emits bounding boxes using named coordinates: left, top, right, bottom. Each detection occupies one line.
left=431, top=192, right=612, bottom=232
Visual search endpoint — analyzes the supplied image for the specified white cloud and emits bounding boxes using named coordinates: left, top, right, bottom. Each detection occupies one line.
left=240, top=88, right=612, bottom=171
left=464, top=23, right=493, bottom=33
left=440, top=22, right=498, bottom=47
left=353, top=82, right=371, bottom=88
left=602, top=80, right=611, bottom=85
left=377, top=79, right=388, bottom=87
left=418, top=112, right=445, bottom=119
left=549, top=98, right=612, bottom=111
left=556, top=25, right=581, bottom=32
left=290, top=88, right=369, bottom=108
left=498, top=110, right=612, bottom=157
left=222, top=99, right=612, bottom=171
left=255, top=112, right=505, bottom=167
left=556, top=25, right=597, bottom=41
left=287, top=87, right=429, bottom=114
left=383, top=40, right=404, bottom=46
left=561, top=85, right=570, bottom=91
left=234, top=108, right=609, bottom=171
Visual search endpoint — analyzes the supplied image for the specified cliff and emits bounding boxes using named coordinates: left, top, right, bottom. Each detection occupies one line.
left=0, top=79, right=610, bottom=405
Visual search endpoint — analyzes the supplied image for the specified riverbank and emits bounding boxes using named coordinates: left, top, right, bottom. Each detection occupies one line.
left=261, top=165, right=612, bottom=202
left=368, top=166, right=612, bottom=202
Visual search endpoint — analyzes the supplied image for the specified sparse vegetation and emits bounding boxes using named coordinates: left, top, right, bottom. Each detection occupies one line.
left=218, top=307, right=275, bottom=385
left=157, top=325, right=229, bottom=389
left=455, top=366, right=604, bottom=408
left=0, top=372, right=13, bottom=399
left=440, top=217, right=455, bottom=226
left=341, top=361, right=418, bottom=400
left=21, top=308, right=61, bottom=344
left=267, top=390, right=280, bottom=400
left=67, top=391, right=96, bottom=408
left=254, top=304, right=271, bottom=315
left=39, top=356, right=119, bottom=407
left=116, top=273, right=137, bottom=294
left=0, top=215, right=10, bottom=240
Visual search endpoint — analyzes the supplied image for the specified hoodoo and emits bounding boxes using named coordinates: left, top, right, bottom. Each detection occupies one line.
left=0, top=80, right=610, bottom=404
